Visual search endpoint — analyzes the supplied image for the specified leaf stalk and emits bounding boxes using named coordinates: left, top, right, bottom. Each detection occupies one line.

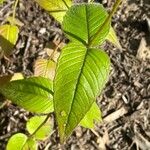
left=89, top=0, right=122, bottom=46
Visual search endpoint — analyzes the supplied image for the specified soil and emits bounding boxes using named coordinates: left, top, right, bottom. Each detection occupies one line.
left=0, top=0, right=150, bottom=150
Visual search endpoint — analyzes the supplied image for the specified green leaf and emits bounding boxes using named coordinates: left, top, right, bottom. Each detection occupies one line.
left=34, top=59, right=56, bottom=80
left=6, top=133, right=28, bottom=150
left=7, top=133, right=38, bottom=150
left=79, top=102, right=101, bottom=128
left=24, top=138, right=38, bottom=150
left=54, top=42, right=110, bottom=142
left=0, top=77, right=54, bottom=113
left=0, top=25, right=19, bottom=57
left=106, top=27, right=122, bottom=49
left=34, top=0, right=72, bottom=23
left=26, top=116, right=52, bottom=140
left=62, top=4, right=110, bottom=46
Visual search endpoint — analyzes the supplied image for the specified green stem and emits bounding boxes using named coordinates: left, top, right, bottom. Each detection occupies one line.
left=29, top=113, right=51, bottom=138
left=21, top=113, right=51, bottom=150
left=12, top=0, right=19, bottom=24
left=89, top=0, right=122, bottom=46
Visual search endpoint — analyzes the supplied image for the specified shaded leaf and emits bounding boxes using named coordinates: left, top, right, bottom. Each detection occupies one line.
left=0, top=77, right=54, bottom=113
left=34, top=59, right=56, bottom=80
left=62, top=4, right=110, bottom=46
left=54, top=42, right=110, bottom=141
left=0, top=25, right=19, bottom=57
left=106, top=27, right=122, bottom=49
left=6, top=133, right=28, bottom=150
left=26, top=116, right=52, bottom=140
left=80, top=102, right=101, bottom=128
left=34, top=0, right=72, bottom=23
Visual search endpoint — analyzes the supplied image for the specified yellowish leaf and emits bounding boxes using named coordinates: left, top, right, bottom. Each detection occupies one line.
left=34, top=59, right=56, bottom=80
left=34, top=0, right=72, bottom=23
left=0, top=25, right=19, bottom=57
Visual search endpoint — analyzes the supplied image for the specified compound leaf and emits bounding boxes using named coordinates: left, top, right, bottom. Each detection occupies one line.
left=54, top=42, right=110, bottom=142
left=62, top=3, right=110, bottom=46
left=79, top=102, right=101, bottom=128
left=0, top=77, right=53, bottom=113
left=26, top=116, right=52, bottom=140
left=34, top=0, right=72, bottom=23
left=0, top=25, right=19, bottom=57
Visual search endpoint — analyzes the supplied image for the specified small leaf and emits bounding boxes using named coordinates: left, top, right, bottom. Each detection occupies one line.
left=26, top=116, right=52, bottom=140
left=34, top=59, right=56, bottom=80
left=0, top=77, right=54, bottom=113
left=79, top=102, right=101, bottom=128
left=106, top=27, right=122, bottom=49
left=6, top=16, right=24, bottom=27
left=54, top=42, right=110, bottom=142
left=34, top=0, right=72, bottom=23
left=0, top=25, right=19, bottom=57
left=6, top=133, right=28, bottom=150
left=62, top=4, right=110, bottom=46
left=24, top=138, right=38, bottom=150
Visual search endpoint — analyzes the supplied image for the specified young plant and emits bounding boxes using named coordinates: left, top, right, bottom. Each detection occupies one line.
left=0, top=0, right=122, bottom=149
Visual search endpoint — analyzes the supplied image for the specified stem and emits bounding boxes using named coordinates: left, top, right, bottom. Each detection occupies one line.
left=21, top=113, right=51, bottom=150
left=29, top=113, right=51, bottom=138
left=12, top=0, right=19, bottom=24
left=89, top=0, right=122, bottom=46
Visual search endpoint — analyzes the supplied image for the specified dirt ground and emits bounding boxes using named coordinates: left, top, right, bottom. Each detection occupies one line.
left=0, top=0, right=150, bottom=149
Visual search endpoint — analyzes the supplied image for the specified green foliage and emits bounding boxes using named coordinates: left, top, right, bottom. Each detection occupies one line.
left=0, top=25, right=19, bottom=58
left=0, top=0, right=122, bottom=145
left=26, top=116, right=52, bottom=140
left=0, top=77, right=53, bottom=113
left=6, top=133, right=37, bottom=150
left=80, top=102, right=101, bottom=128
left=62, top=4, right=110, bottom=46
left=54, top=42, right=110, bottom=141
left=34, top=0, right=72, bottom=22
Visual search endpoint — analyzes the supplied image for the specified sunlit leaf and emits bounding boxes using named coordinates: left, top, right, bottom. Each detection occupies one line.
left=24, top=138, right=38, bottom=150
left=106, top=27, right=122, bottom=49
left=0, top=77, right=54, bottom=113
left=62, top=4, right=110, bottom=46
left=34, top=0, right=72, bottom=23
left=34, top=59, right=56, bottom=80
left=0, top=25, right=19, bottom=57
left=26, top=116, right=52, bottom=140
left=6, top=133, right=28, bottom=150
left=79, top=102, right=101, bottom=128
left=54, top=42, right=110, bottom=142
